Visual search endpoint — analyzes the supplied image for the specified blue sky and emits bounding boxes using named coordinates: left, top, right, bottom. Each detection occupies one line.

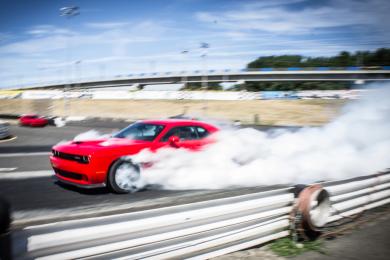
left=0, top=0, right=389, bottom=88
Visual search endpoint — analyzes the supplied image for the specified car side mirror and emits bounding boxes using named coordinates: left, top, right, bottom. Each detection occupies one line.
left=168, top=135, right=180, bottom=147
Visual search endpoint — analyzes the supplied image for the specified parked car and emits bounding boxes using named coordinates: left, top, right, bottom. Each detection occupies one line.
left=19, top=114, right=49, bottom=127
left=50, top=119, right=219, bottom=193
left=0, top=121, right=10, bottom=139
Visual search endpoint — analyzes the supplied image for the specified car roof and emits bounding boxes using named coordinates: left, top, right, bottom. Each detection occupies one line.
left=139, top=119, right=215, bottom=127
left=22, top=114, right=39, bottom=117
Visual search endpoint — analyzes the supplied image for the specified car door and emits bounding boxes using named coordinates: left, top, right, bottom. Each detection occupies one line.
left=159, top=125, right=211, bottom=150
left=193, top=126, right=214, bottom=147
left=22, top=116, right=33, bottom=125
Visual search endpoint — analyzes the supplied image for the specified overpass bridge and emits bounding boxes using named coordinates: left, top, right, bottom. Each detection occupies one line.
left=29, top=67, right=390, bottom=90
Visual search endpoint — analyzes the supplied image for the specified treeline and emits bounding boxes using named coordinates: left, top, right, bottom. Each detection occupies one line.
left=180, top=48, right=390, bottom=91
left=234, top=81, right=351, bottom=91
left=247, top=48, right=390, bottom=68
left=237, top=48, right=390, bottom=91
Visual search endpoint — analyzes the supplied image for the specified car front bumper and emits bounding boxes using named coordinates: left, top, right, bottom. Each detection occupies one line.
left=54, top=175, right=106, bottom=188
left=50, top=155, right=107, bottom=188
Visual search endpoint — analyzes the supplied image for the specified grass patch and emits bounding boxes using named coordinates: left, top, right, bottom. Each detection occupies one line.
left=270, top=237, right=325, bottom=257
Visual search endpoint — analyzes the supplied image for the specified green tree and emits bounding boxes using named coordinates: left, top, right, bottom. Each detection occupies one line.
left=239, top=48, right=390, bottom=91
left=248, top=55, right=303, bottom=68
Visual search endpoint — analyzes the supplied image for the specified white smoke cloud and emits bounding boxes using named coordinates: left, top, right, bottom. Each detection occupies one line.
left=132, top=84, right=390, bottom=190
left=73, top=130, right=110, bottom=141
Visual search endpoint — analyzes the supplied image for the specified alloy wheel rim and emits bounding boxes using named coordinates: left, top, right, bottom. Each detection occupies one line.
left=115, top=162, right=140, bottom=191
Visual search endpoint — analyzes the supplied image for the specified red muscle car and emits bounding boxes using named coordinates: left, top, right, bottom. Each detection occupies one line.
left=50, top=119, right=219, bottom=193
left=19, top=114, right=49, bottom=127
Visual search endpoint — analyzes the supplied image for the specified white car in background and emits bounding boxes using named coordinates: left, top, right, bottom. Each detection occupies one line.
left=0, top=120, right=10, bottom=139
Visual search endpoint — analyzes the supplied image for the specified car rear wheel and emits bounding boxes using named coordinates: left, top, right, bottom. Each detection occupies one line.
left=108, top=159, right=142, bottom=194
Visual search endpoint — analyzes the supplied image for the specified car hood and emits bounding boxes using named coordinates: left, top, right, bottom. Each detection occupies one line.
left=52, top=138, right=150, bottom=155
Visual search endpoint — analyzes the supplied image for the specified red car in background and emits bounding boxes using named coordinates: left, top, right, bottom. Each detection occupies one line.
left=19, top=114, right=49, bottom=127
left=50, top=119, right=219, bottom=193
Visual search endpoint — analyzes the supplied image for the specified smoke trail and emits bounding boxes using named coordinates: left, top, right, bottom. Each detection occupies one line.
left=73, top=130, right=110, bottom=141
left=133, top=84, right=390, bottom=190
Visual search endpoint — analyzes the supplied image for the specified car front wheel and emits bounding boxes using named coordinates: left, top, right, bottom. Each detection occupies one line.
left=108, top=159, right=142, bottom=194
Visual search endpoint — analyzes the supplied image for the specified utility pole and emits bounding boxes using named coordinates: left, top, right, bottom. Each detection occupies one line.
left=75, top=60, right=82, bottom=90
left=200, top=42, right=209, bottom=90
left=181, top=50, right=189, bottom=89
left=60, top=6, right=79, bottom=117
left=200, top=42, right=210, bottom=116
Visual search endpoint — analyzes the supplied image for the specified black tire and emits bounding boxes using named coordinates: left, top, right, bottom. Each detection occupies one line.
left=108, top=159, right=141, bottom=194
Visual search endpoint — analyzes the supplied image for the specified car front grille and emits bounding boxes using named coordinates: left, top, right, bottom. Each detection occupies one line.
left=52, top=150, right=89, bottom=164
left=54, top=167, right=85, bottom=181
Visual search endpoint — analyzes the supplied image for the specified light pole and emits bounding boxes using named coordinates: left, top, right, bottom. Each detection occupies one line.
left=75, top=60, right=82, bottom=89
left=60, top=6, right=79, bottom=116
left=200, top=42, right=209, bottom=116
left=200, top=42, right=209, bottom=90
left=181, top=50, right=189, bottom=89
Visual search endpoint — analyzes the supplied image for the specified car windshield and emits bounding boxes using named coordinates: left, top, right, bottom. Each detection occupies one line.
left=113, top=123, right=165, bottom=141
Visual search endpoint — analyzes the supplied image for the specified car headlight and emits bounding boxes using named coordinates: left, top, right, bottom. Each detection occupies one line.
left=81, top=155, right=90, bottom=164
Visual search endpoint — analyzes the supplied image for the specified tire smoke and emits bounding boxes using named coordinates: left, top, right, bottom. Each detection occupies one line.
left=133, top=84, right=390, bottom=190
left=73, top=130, right=110, bottom=141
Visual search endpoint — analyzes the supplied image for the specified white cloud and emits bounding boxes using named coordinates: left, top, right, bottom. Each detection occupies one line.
left=0, top=35, right=68, bottom=54
left=243, top=0, right=305, bottom=9
left=85, top=22, right=129, bottom=29
left=26, top=25, right=72, bottom=36
left=0, top=19, right=188, bottom=87
left=0, top=20, right=167, bottom=56
left=196, top=0, right=390, bottom=35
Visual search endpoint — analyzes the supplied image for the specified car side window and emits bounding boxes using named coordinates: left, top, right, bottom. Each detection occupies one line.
left=114, top=123, right=165, bottom=141
left=161, top=126, right=199, bottom=142
left=196, top=126, right=209, bottom=139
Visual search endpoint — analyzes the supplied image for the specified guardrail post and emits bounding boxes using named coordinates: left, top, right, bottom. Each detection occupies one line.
left=0, top=197, right=12, bottom=260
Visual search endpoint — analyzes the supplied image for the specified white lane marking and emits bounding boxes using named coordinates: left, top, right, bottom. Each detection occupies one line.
left=0, top=136, right=17, bottom=143
left=0, top=152, right=50, bottom=158
left=0, top=167, right=18, bottom=172
left=0, top=170, right=53, bottom=180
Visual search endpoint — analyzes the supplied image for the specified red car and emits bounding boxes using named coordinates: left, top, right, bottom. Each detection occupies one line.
left=50, top=119, right=219, bottom=193
left=19, top=114, right=49, bottom=127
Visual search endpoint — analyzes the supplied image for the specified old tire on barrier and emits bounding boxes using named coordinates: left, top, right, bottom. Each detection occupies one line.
left=292, top=184, right=331, bottom=240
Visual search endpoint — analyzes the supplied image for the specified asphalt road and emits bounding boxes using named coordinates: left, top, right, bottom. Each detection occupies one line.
left=1, top=119, right=388, bottom=259
left=0, top=121, right=290, bottom=227
left=294, top=206, right=390, bottom=260
left=215, top=205, right=390, bottom=260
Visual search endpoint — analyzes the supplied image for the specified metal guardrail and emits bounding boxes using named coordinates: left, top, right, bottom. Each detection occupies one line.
left=6, top=66, right=390, bottom=90
left=11, top=170, right=390, bottom=259
left=13, top=188, right=294, bottom=259
left=322, top=171, right=390, bottom=222
left=1, top=89, right=367, bottom=101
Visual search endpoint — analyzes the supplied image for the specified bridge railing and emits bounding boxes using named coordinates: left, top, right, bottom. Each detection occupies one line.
left=3, top=66, right=390, bottom=90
